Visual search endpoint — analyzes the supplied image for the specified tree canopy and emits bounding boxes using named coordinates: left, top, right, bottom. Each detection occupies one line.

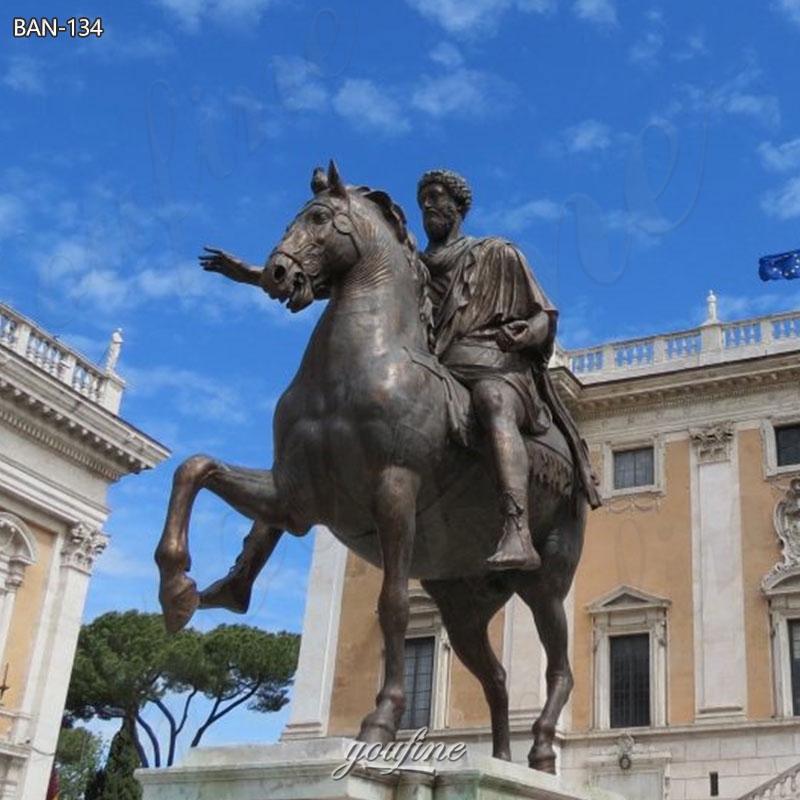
left=65, top=611, right=299, bottom=767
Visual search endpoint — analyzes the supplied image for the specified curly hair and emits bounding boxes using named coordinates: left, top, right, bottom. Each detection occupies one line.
left=417, top=169, right=472, bottom=218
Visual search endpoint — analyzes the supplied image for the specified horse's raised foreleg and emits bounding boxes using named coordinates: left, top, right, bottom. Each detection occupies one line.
left=422, top=576, right=514, bottom=760
left=358, top=466, right=420, bottom=744
left=515, top=578, right=573, bottom=774
left=155, top=456, right=297, bottom=633
left=198, top=520, right=282, bottom=614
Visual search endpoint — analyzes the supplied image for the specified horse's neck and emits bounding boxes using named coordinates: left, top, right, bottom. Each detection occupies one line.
left=326, top=239, right=428, bottom=352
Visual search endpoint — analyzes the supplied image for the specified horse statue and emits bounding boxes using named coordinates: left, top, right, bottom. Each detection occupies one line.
left=155, top=162, right=588, bottom=773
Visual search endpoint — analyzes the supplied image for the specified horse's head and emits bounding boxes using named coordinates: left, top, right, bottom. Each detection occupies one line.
left=262, top=161, right=413, bottom=312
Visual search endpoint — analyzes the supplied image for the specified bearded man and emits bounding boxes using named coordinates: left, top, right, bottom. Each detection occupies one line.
left=417, top=169, right=600, bottom=571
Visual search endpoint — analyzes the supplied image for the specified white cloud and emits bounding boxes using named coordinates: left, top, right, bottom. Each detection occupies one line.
left=0, top=195, right=26, bottom=240
left=153, top=0, right=277, bottom=32
left=411, top=70, right=505, bottom=118
left=271, top=56, right=329, bottom=114
left=629, top=31, right=664, bottom=65
left=668, top=67, right=781, bottom=129
left=563, top=119, right=613, bottom=153
left=123, top=364, right=252, bottom=424
left=333, top=80, right=410, bottom=135
left=404, top=0, right=555, bottom=36
left=573, top=0, right=617, bottom=26
left=672, top=30, right=707, bottom=62
left=758, top=138, right=800, bottom=172
left=3, top=57, right=45, bottom=94
left=761, top=176, right=800, bottom=220
left=774, top=0, right=800, bottom=26
left=429, top=42, right=464, bottom=70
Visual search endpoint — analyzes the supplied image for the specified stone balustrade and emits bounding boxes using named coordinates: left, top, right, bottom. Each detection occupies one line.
left=0, top=302, right=125, bottom=414
left=559, top=308, right=800, bottom=384
left=738, top=760, right=800, bottom=800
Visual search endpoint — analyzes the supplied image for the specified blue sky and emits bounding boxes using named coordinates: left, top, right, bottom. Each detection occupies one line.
left=5, top=0, right=800, bottom=756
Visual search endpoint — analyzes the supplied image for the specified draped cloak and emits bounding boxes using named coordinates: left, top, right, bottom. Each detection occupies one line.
left=421, top=236, right=601, bottom=509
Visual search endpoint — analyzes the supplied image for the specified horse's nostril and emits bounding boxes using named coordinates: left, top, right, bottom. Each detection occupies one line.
left=273, top=265, right=287, bottom=282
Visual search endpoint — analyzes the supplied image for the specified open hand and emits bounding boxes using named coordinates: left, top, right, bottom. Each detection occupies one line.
left=199, top=247, right=261, bottom=285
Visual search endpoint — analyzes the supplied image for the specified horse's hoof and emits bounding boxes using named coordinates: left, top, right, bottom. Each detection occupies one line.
left=529, top=755, right=557, bottom=774
left=357, top=718, right=395, bottom=745
left=199, top=574, right=252, bottom=614
left=159, top=575, right=200, bottom=633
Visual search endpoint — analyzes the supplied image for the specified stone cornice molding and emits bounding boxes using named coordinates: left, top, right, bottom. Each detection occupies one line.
left=690, top=422, right=735, bottom=464
left=552, top=352, right=800, bottom=421
left=0, top=353, right=169, bottom=479
left=763, top=478, right=800, bottom=593
left=61, top=521, right=108, bottom=574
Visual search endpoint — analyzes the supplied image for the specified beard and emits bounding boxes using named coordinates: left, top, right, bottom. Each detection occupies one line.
left=424, top=207, right=459, bottom=244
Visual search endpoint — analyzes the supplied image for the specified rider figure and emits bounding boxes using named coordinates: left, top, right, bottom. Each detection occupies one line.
left=418, top=169, right=557, bottom=570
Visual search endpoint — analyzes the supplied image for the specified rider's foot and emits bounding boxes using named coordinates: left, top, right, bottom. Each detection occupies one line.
left=486, top=517, right=541, bottom=572
left=198, top=570, right=254, bottom=614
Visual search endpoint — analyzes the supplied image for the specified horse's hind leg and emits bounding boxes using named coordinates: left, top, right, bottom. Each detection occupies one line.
left=155, top=455, right=297, bottom=633
left=422, top=576, right=514, bottom=760
left=514, top=575, right=573, bottom=774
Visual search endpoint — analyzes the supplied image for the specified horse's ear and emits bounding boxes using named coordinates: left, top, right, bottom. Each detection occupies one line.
left=311, top=167, right=327, bottom=195
left=327, top=160, right=346, bottom=197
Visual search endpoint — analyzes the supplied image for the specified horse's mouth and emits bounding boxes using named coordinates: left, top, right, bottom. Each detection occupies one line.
left=284, top=277, right=314, bottom=313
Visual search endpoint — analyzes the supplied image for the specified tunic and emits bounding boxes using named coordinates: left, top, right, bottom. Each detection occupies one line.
left=421, top=236, right=601, bottom=508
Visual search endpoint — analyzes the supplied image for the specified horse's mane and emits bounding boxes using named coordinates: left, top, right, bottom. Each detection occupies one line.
left=351, top=184, right=435, bottom=349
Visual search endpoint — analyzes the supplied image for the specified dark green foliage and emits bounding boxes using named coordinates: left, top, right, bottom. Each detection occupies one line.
left=65, top=611, right=300, bottom=767
left=97, top=722, right=142, bottom=800
left=54, top=725, right=104, bottom=800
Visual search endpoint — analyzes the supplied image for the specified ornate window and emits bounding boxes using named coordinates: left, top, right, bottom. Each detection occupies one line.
left=602, top=439, right=664, bottom=500
left=763, top=419, right=800, bottom=477
left=588, top=586, right=669, bottom=729
left=789, top=620, right=800, bottom=715
left=613, top=448, right=654, bottom=490
left=393, top=585, right=451, bottom=731
left=777, top=424, right=800, bottom=468
left=609, top=634, right=651, bottom=728
left=762, top=478, right=800, bottom=716
left=400, top=636, right=435, bottom=729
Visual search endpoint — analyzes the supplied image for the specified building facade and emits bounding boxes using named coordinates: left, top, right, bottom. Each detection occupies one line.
left=0, top=302, right=168, bottom=800
left=284, top=295, right=800, bottom=800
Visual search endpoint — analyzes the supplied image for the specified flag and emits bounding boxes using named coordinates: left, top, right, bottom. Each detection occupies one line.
left=759, top=249, right=800, bottom=281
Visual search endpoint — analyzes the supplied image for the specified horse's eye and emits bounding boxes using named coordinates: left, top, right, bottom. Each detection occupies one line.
left=310, top=209, right=329, bottom=225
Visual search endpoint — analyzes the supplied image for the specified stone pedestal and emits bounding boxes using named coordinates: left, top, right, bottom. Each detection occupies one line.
left=137, top=738, right=625, bottom=800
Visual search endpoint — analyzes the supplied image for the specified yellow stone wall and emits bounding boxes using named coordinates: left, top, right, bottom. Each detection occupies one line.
left=570, top=439, right=695, bottom=729
left=0, top=510, right=55, bottom=735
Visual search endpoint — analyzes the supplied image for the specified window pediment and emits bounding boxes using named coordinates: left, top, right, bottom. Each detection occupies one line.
left=588, top=585, right=670, bottom=615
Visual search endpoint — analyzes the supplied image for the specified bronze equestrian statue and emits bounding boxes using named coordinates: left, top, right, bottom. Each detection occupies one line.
left=155, top=162, right=599, bottom=773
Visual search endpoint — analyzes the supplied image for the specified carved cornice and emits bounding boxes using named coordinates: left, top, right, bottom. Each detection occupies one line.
left=690, top=422, right=734, bottom=464
left=0, top=357, right=169, bottom=479
left=763, top=478, right=800, bottom=593
left=61, top=521, right=108, bottom=574
left=554, top=352, right=800, bottom=421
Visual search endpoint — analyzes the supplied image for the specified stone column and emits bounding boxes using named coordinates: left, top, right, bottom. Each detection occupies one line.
left=689, top=423, right=747, bottom=721
left=282, top=526, right=348, bottom=740
left=502, top=595, right=546, bottom=727
left=17, top=521, right=107, bottom=800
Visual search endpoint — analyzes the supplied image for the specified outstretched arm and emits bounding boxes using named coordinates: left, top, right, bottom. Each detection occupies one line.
left=199, top=247, right=263, bottom=286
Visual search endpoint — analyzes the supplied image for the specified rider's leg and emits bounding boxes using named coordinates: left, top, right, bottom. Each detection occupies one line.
left=471, top=380, right=541, bottom=571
